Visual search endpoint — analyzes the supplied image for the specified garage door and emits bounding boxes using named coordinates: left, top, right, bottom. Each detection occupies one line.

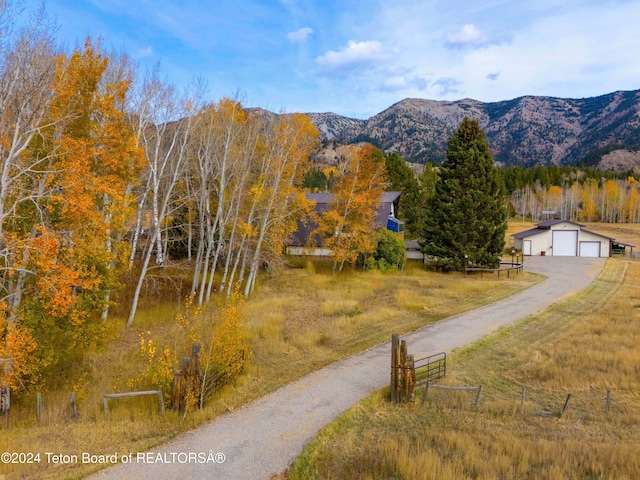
left=552, top=230, right=578, bottom=256
left=579, top=241, right=601, bottom=257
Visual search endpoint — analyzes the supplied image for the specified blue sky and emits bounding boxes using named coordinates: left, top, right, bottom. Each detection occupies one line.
left=20, top=0, right=640, bottom=119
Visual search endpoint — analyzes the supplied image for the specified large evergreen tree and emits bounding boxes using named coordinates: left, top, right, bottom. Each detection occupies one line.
left=423, top=117, right=507, bottom=271
left=416, top=162, right=439, bottom=240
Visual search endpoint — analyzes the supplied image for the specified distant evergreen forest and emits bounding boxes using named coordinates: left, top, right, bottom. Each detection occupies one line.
left=501, top=164, right=638, bottom=193
left=304, top=149, right=640, bottom=225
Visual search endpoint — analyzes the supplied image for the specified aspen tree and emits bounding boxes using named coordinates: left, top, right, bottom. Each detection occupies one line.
left=126, top=70, right=200, bottom=326
left=241, top=113, right=319, bottom=296
left=314, top=144, right=387, bottom=273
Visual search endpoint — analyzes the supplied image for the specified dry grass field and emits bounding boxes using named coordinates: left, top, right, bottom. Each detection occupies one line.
left=0, top=262, right=538, bottom=480
left=281, top=258, right=640, bottom=479
left=586, top=223, right=640, bottom=249
left=13, top=217, right=634, bottom=480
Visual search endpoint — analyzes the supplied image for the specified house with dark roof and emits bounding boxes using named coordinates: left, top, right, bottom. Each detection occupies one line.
left=512, top=220, right=614, bottom=257
left=286, top=191, right=402, bottom=256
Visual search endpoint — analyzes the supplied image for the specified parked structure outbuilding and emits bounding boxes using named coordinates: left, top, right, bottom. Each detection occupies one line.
left=512, top=220, right=613, bottom=257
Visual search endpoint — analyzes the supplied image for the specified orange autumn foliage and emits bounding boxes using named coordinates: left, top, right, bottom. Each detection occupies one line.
left=0, top=303, right=38, bottom=389
left=30, top=230, right=101, bottom=324
left=0, top=39, right=142, bottom=389
left=49, top=39, right=143, bottom=261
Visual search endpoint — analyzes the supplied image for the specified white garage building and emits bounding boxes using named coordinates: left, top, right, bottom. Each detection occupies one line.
left=512, top=220, right=613, bottom=257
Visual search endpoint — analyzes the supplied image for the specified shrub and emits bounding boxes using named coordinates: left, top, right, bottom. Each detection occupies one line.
left=361, top=229, right=405, bottom=271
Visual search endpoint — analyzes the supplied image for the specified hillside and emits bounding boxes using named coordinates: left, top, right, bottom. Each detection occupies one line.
left=301, top=90, right=640, bottom=167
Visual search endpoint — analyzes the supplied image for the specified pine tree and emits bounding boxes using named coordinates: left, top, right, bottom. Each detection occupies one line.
left=384, top=152, right=421, bottom=237
left=423, top=117, right=507, bottom=271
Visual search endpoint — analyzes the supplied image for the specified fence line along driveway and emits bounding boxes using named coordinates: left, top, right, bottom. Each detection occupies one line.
left=90, top=256, right=606, bottom=480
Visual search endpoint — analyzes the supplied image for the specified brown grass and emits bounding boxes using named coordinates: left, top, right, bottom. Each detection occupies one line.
left=283, top=258, right=640, bottom=480
left=0, top=263, right=538, bottom=480
left=585, top=222, right=640, bottom=248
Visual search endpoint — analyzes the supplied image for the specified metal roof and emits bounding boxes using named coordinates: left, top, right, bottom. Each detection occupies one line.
left=512, top=225, right=616, bottom=241
left=306, top=192, right=334, bottom=204
left=512, top=228, right=546, bottom=239
left=405, top=240, right=421, bottom=250
left=380, top=191, right=401, bottom=203
left=613, top=240, right=636, bottom=247
left=307, top=191, right=401, bottom=204
left=536, top=219, right=585, bottom=228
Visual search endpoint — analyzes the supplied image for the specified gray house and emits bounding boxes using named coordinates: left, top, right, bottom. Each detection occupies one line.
left=286, top=191, right=402, bottom=256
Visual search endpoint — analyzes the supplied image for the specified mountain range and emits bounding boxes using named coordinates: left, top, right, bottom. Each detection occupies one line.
left=302, top=90, right=640, bottom=168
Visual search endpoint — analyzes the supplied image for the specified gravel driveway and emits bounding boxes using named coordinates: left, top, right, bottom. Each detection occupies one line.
left=89, top=256, right=605, bottom=480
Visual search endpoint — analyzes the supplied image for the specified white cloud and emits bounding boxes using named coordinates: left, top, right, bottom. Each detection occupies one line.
left=446, top=2, right=640, bottom=102
left=134, top=46, right=153, bottom=58
left=445, top=24, right=494, bottom=48
left=315, top=40, right=396, bottom=72
left=287, top=27, right=313, bottom=42
left=31, top=0, right=640, bottom=118
left=383, top=76, right=407, bottom=90
left=381, top=74, right=430, bottom=93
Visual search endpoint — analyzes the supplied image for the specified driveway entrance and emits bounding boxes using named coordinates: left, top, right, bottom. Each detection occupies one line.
left=91, top=257, right=606, bottom=480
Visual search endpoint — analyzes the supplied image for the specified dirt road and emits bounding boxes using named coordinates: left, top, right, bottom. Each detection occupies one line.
left=90, top=256, right=605, bottom=480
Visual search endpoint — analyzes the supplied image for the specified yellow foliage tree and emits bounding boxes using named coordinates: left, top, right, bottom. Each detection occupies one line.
left=48, top=39, right=143, bottom=314
left=602, top=179, right=622, bottom=222
left=545, top=185, right=563, bottom=213
left=0, top=302, right=38, bottom=389
left=177, top=287, right=250, bottom=409
left=624, top=180, right=640, bottom=223
left=580, top=178, right=599, bottom=222
left=242, top=113, right=320, bottom=296
left=1, top=39, right=142, bottom=388
left=314, top=143, right=387, bottom=273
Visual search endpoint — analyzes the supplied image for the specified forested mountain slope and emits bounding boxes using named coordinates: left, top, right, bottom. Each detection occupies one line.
left=299, top=90, right=640, bottom=167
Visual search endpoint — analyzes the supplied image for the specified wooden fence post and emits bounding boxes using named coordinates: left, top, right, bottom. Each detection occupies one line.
left=36, top=392, right=42, bottom=424
left=191, top=343, right=201, bottom=376
left=171, top=369, right=181, bottom=412
left=190, top=343, right=201, bottom=406
left=1, top=387, right=9, bottom=425
left=561, top=394, right=572, bottom=416
left=474, top=385, right=483, bottom=408
left=170, top=344, right=203, bottom=413
left=520, top=386, right=526, bottom=414
left=71, top=392, right=77, bottom=422
left=400, top=340, right=408, bottom=402
left=390, top=337, right=418, bottom=404
left=179, top=356, right=191, bottom=413
left=605, top=389, right=611, bottom=416
left=421, top=382, right=431, bottom=406
left=390, top=335, right=399, bottom=403
left=408, top=354, right=416, bottom=402
left=157, top=389, right=165, bottom=416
